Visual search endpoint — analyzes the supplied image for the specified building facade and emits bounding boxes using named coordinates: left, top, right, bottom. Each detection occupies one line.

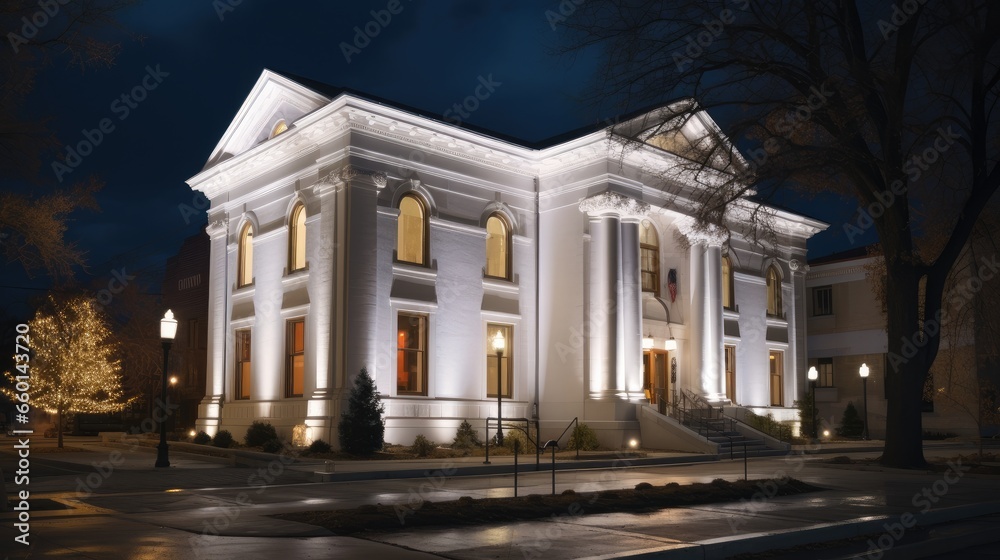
left=189, top=70, right=826, bottom=447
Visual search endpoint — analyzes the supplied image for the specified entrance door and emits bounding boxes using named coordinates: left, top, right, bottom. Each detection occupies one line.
left=643, top=350, right=669, bottom=408
left=769, top=351, right=783, bottom=406
left=724, top=345, right=736, bottom=402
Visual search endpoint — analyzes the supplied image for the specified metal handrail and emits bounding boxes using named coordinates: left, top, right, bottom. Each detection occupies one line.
left=552, top=417, right=580, bottom=460
left=484, top=417, right=540, bottom=466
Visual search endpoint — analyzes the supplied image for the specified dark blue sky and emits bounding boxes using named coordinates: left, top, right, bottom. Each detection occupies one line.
left=4, top=0, right=869, bottom=316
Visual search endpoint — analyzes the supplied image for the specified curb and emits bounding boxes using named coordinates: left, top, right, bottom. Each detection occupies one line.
left=579, top=501, right=1000, bottom=559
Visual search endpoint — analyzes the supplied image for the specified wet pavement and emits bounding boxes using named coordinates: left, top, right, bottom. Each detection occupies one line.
left=1, top=436, right=998, bottom=559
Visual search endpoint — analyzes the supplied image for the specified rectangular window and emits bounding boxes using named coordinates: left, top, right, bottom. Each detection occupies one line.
left=286, top=319, right=305, bottom=397
left=724, top=345, right=736, bottom=402
left=235, top=329, right=251, bottom=400
left=812, top=286, right=833, bottom=316
left=188, top=319, right=199, bottom=347
left=397, top=313, right=427, bottom=395
left=486, top=323, right=512, bottom=398
left=769, top=351, right=783, bottom=406
left=817, top=357, right=834, bottom=387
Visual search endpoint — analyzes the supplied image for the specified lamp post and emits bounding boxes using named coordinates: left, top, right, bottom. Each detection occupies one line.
left=156, top=310, right=177, bottom=468
left=859, top=362, right=870, bottom=440
left=493, top=330, right=505, bottom=447
left=169, top=376, right=178, bottom=435
left=807, top=366, right=818, bottom=440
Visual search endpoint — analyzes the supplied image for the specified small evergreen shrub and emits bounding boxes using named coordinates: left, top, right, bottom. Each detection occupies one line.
left=411, top=434, right=435, bottom=457
left=796, top=392, right=818, bottom=438
left=212, top=430, right=234, bottom=448
left=308, top=439, right=332, bottom=454
left=193, top=431, right=211, bottom=445
left=245, top=421, right=278, bottom=447
left=338, top=367, right=385, bottom=455
left=261, top=438, right=284, bottom=453
left=567, top=423, right=600, bottom=451
left=502, top=428, right=535, bottom=452
left=452, top=420, right=483, bottom=450
left=836, top=402, right=865, bottom=438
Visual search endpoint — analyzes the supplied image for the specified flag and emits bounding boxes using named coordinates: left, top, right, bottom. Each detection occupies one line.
left=667, top=269, right=677, bottom=302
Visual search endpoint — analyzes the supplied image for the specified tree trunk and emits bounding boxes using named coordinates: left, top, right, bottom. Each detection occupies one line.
left=57, top=406, right=63, bottom=449
left=880, top=268, right=928, bottom=468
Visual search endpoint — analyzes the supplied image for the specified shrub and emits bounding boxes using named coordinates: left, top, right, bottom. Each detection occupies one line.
left=635, top=482, right=653, bottom=491
left=567, top=423, right=600, bottom=451
left=452, top=420, right=483, bottom=450
left=261, top=438, right=284, bottom=453
left=245, top=421, right=278, bottom=447
left=411, top=434, right=435, bottom=457
left=338, top=367, right=385, bottom=455
left=836, top=402, right=865, bottom=438
left=795, top=392, right=817, bottom=438
left=212, top=430, right=234, bottom=448
left=193, top=431, right=211, bottom=445
left=502, top=428, right=535, bottom=452
left=308, top=439, right=332, bottom=454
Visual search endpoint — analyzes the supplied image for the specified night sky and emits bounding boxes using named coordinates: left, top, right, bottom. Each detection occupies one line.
left=2, top=0, right=870, bottom=318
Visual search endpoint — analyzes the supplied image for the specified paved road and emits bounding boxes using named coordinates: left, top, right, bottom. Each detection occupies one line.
left=1, top=439, right=998, bottom=559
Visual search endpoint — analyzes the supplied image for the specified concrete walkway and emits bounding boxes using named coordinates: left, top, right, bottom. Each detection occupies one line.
left=2, top=437, right=997, bottom=559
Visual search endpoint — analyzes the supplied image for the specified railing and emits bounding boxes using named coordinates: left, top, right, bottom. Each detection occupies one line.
left=722, top=407, right=793, bottom=443
left=551, top=417, right=580, bottom=460
left=484, top=417, right=540, bottom=466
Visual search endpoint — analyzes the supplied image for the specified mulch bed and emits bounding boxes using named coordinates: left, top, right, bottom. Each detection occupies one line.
left=274, top=477, right=822, bottom=535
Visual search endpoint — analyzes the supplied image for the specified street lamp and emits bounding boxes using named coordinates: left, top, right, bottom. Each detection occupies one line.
left=859, top=362, right=870, bottom=440
left=493, top=329, right=505, bottom=447
left=807, top=366, right=818, bottom=439
left=157, top=309, right=177, bottom=468
left=169, top=376, right=178, bottom=436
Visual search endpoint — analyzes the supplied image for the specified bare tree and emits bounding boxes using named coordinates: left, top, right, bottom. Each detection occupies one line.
left=566, top=1, right=1000, bottom=467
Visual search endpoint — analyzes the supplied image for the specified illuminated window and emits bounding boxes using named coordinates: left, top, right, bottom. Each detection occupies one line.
left=722, top=255, right=734, bottom=310
left=639, top=221, right=659, bottom=293
left=270, top=120, right=288, bottom=138
left=238, top=222, right=254, bottom=288
left=486, top=324, right=512, bottom=398
left=286, top=319, right=305, bottom=397
left=485, top=214, right=510, bottom=279
left=397, top=194, right=428, bottom=265
left=397, top=312, right=427, bottom=395
left=812, top=285, right=833, bottom=316
left=766, top=265, right=782, bottom=317
left=289, top=203, right=306, bottom=272
left=817, top=357, right=834, bottom=388
left=235, top=329, right=251, bottom=400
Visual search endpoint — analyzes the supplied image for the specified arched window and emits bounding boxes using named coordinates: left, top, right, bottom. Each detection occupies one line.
left=639, top=221, right=660, bottom=293
left=238, top=222, right=254, bottom=288
left=766, top=265, right=782, bottom=317
left=270, top=120, right=288, bottom=138
left=397, top=194, right=428, bottom=265
left=289, top=203, right=306, bottom=272
left=485, top=214, right=511, bottom=279
left=722, top=255, right=734, bottom=310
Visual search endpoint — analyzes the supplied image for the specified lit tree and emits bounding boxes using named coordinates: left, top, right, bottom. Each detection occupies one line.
left=3, top=296, right=130, bottom=448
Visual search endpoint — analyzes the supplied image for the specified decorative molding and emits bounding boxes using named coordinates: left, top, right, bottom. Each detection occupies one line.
left=676, top=216, right=728, bottom=246
left=789, top=258, right=809, bottom=275
left=206, top=217, right=229, bottom=238
left=578, top=191, right=650, bottom=219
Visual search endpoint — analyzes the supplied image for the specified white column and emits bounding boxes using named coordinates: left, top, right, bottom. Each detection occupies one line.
left=620, top=218, right=644, bottom=397
left=196, top=216, right=229, bottom=436
left=588, top=214, right=620, bottom=397
left=703, top=243, right=724, bottom=399
left=688, top=241, right=705, bottom=399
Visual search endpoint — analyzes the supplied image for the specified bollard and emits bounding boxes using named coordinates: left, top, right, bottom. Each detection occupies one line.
left=513, top=440, right=520, bottom=497
left=543, top=440, right=559, bottom=496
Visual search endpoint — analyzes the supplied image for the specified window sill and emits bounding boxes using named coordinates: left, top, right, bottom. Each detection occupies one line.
left=393, top=261, right=437, bottom=281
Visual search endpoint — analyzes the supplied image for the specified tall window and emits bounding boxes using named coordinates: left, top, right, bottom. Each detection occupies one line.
left=238, top=222, right=254, bottom=288
left=766, top=265, right=782, bottom=317
left=235, top=329, right=251, bottom=400
left=397, top=194, right=428, bottom=265
left=769, top=350, right=783, bottom=406
left=639, top=221, right=659, bottom=293
left=485, top=214, right=510, bottom=279
left=486, top=324, right=512, bottom=398
left=812, top=285, right=833, bottom=316
left=724, top=344, right=736, bottom=402
left=817, top=357, right=834, bottom=387
left=286, top=319, right=305, bottom=397
left=722, top=255, right=734, bottom=310
left=397, top=312, right=427, bottom=395
left=289, top=203, right=306, bottom=272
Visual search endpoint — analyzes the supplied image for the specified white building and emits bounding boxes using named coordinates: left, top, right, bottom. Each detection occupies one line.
left=188, top=70, right=826, bottom=449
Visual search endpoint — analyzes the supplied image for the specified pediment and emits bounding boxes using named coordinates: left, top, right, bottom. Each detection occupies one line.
left=202, top=69, right=333, bottom=171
